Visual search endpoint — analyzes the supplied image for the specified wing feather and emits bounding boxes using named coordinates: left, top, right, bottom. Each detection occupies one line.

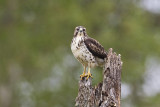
left=84, top=37, right=107, bottom=59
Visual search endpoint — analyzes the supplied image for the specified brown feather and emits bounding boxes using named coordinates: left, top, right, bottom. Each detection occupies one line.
left=84, top=37, right=107, bottom=59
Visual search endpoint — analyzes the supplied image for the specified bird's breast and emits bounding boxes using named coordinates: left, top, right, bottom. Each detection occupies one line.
left=71, top=37, right=85, bottom=58
left=71, top=37, right=95, bottom=67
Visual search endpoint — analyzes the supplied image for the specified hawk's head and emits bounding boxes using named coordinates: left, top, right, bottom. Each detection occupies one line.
left=74, top=26, right=87, bottom=37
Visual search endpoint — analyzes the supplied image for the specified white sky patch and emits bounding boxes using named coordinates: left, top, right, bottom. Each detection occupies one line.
left=143, top=56, right=160, bottom=96
left=38, top=54, right=79, bottom=92
left=121, top=83, right=131, bottom=99
left=121, top=100, right=134, bottom=107
left=38, top=64, right=64, bottom=92
left=62, top=54, right=78, bottom=68
left=18, top=82, right=35, bottom=107
left=140, top=0, right=160, bottom=14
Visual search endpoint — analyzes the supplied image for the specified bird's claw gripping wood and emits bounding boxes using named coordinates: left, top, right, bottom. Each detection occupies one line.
left=80, top=72, right=87, bottom=80
left=80, top=66, right=88, bottom=80
left=80, top=72, right=93, bottom=80
left=86, top=67, right=93, bottom=80
left=86, top=72, right=93, bottom=80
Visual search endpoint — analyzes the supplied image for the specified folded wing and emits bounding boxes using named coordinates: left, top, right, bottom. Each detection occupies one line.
left=84, top=37, right=107, bottom=59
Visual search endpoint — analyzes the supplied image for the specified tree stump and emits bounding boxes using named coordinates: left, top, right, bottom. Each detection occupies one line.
left=75, top=48, right=122, bottom=107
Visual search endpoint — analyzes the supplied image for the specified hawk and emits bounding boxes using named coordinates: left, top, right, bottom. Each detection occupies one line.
left=71, top=26, right=107, bottom=79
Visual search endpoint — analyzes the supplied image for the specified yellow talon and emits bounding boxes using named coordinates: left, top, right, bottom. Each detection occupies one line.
left=80, top=66, right=87, bottom=80
left=86, top=67, right=93, bottom=80
left=86, top=72, right=93, bottom=80
left=80, top=72, right=87, bottom=80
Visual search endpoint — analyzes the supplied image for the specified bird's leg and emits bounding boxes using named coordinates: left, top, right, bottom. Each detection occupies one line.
left=80, top=65, right=87, bottom=79
left=86, top=67, right=93, bottom=80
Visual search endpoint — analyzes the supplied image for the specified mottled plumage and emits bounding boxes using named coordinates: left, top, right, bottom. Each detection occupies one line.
left=71, top=26, right=107, bottom=79
left=84, top=38, right=107, bottom=59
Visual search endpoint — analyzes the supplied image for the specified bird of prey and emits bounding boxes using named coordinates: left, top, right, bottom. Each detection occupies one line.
left=71, top=26, right=107, bottom=80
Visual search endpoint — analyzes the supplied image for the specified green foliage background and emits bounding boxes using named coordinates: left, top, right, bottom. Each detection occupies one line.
left=0, top=0, right=160, bottom=107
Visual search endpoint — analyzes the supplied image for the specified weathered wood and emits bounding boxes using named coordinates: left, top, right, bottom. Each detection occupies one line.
left=75, top=48, right=122, bottom=107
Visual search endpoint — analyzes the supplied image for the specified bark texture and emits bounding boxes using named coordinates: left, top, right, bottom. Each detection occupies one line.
left=75, top=48, right=122, bottom=107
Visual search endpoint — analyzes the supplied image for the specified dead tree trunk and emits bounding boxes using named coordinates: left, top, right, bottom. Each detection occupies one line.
left=75, top=48, right=122, bottom=107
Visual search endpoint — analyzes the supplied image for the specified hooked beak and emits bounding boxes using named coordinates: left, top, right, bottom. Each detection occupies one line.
left=78, top=28, right=83, bottom=35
